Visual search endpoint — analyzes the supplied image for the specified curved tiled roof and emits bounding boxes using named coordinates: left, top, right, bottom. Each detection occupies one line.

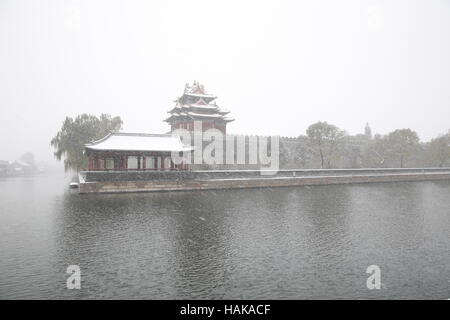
left=85, top=133, right=192, bottom=152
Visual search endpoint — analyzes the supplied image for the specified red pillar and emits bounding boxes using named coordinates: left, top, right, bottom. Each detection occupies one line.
left=88, top=155, right=94, bottom=171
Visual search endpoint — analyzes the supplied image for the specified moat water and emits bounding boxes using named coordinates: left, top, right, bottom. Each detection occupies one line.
left=0, top=172, right=449, bottom=299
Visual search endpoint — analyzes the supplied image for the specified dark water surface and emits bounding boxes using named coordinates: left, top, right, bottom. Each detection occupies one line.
left=0, top=173, right=449, bottom=299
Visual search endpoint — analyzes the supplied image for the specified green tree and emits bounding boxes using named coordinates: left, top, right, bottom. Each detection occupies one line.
left=306, top=121, right=346, bottom=168
left=385, top=129, right=420, bottom=168
left=293, top=135, right=314, bottom=168
left=51, top=114, right=122, bottom=172
left=427, top=134, right=450, bottom=167
left=361, top=134, right=387, bottom=168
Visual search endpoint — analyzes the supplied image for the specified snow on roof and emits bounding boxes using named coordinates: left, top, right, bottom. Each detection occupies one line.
left=184, top=92, right=217, bottom=99
left=169, top=104, right=218, bottom=113
left=188, top=103, right=218, bottom=110
left=185, top=111, right=224, bottom=118
left=85, top=133, right=192, bottom=152
left=167, top=112, right=225, bottom=119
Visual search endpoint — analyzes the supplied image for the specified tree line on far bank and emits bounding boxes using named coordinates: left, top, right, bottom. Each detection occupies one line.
left=280, top=121, right=450, bottom=169
left=50, top=114, right=450, bottom=172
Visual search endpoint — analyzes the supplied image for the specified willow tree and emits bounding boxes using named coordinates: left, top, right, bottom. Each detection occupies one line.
left=51, top=114, right=122, bottom=172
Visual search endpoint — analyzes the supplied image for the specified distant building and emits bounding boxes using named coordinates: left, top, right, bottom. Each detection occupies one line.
left=0, top=160, right=35, bottom=176
left=0, top=160, right=9, bottom=176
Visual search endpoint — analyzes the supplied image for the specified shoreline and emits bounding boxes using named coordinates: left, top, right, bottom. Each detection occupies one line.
left=78, top=168, right=450, bottom=194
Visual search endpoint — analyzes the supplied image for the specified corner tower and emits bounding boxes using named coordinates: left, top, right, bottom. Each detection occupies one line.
left=165, top=81, right=234, bottom=134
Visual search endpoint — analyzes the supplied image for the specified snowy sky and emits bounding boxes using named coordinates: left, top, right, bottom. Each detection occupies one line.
left=1, top=0, right=449, bottom=163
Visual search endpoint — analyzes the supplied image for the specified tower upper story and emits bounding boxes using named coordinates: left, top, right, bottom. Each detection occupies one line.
left=165, top=81, right=234, bottom=134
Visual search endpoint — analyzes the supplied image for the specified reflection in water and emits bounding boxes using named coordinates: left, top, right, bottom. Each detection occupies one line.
left=0, top=173, right=449, bottom=299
